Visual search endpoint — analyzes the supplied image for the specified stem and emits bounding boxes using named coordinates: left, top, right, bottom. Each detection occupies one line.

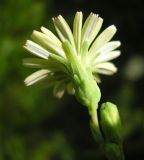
left=89, top=103, right=125, bottom=160
left=90, top=109, right=99, bottom=128
left=89, top=108, right=103, bottom=145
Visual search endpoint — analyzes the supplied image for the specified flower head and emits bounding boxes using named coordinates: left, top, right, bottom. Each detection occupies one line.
left=23, top=12, right=120, bottom=108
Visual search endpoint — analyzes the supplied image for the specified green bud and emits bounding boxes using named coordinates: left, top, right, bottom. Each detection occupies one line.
left=100, top=102, right=122, bottom=143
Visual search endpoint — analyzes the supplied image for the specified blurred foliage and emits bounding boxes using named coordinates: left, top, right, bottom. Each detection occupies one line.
left=0, top=0, right=144, bottom=160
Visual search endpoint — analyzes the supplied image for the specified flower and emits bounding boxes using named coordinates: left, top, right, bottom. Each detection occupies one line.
left=23, top=12, right=121, bottom=100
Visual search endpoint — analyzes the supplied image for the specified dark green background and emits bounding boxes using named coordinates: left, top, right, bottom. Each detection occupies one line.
left=0, top=0, right=144, bottom=159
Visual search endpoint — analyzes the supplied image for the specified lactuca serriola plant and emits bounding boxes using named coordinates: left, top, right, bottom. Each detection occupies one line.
left=23, top=12, right=124, bottom=160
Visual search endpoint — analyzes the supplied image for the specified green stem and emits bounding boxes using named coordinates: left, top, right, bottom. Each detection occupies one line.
left=89, top=103, right=125, bottom=160
left=89, top=109, right=103, bottom=145
left=90, top=109, right=99, bottom=128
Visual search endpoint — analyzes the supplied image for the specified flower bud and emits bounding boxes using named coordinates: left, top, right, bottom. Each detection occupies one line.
left=100, top=102, right=122, bottom=143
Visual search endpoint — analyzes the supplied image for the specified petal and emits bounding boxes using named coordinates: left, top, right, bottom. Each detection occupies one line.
left=94, top=50, right=121, bottom=64
left=92, top=73, right=101, bottom=83
left=66, top=82, right=75, bottom=95
left=41, top=26, right=62, bottom=47
left=93, top=62, right=117, bottom=75
left=89, top=25, right=117, bottom=55
left=23, top=58, right=68, bottom=74
left=97, top=41, right=121, bottom=54
left=24, top=69, right=49, bottom=86
left=24, top=40, right=49, bottom=59
left=31, top=30, right=65, bottom=57
left=53, top=15, right=76, bottom=52
left=23, top=58, right=49, bottom=68
left=73, top=11, right=83, bottom=54
left=53, top=80, right=66, bottom=98
left=81, top=13, right=103, bottom=46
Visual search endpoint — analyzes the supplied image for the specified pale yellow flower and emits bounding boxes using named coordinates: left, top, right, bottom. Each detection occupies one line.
left=24, top=12, right=120, bottom=99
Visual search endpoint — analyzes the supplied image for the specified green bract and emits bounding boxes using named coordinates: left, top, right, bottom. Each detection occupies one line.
left=24, top=12, right=120, bottom=110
